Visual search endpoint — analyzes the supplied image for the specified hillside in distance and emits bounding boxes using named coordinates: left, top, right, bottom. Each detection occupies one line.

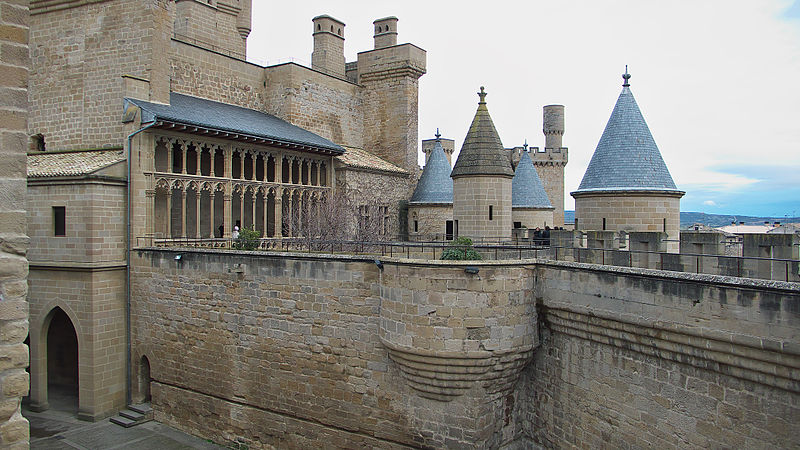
left=563, top=211, right=800, bottom=229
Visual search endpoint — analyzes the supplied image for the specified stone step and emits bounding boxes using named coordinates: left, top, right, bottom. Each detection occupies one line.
left=110, top=416, right=138, bottom=428
left=128, top=403, right=153, bottom=416
left=119, top=409, right=144, bottom=421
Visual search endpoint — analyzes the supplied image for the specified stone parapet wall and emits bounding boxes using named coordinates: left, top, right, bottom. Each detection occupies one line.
left=511, top=208, right=554, bottom=230
left=130, top=250, right=535, bottom=448
left=130, top=249, right=800, bottom=449
left=519, top=261, right=800, bottom=448
left=0, top=0, right=29, bottom=446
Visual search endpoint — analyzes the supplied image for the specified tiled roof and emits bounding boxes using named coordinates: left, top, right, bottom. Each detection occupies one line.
left=573, top=85, right=680, bottom=193
left=336, top=146, right=408, bottom=175
left=451, top=88, right=514, bottom=178
left=512, top=151, right=552, bottom=208
left=410, top=140, right=453, bottom=204
left=28, top=149, right=125, bottom=178
left=128, top=93, right=344, bottom=154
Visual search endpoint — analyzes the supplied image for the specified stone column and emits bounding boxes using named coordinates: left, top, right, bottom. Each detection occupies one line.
left=168, top=139, right=174, bottom=173
left=0, top=0, right=30, bottom=445
left=223, top=190, right=232, bottom=238
left=251, top=192, right=256, bottom=229
left=146, top=190, right=155, bottom=237
left=224, top=145, right=232, bottom=178
left=275, top=189, right=283, bottom=238
left=262, top=192, right=268, bottom=236
left=180, top=141, right=187, bottom=175
left=209, top=190, right=216, bottom=238
left=238, top=150, right=244, bottom=180
left=194, top=145, right=201, bottom=176
left=181, top=190, right=188, bottom=238
left=239, top=190, right=245, bottom=229
left=287, top=193, right=294, bottom=237
left=195, top=191, right=201, bottom=238
left=166, top=191, right=172, bottom=237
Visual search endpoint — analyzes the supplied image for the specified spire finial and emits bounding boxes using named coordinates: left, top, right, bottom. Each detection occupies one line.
left=435, top=128, right=441, bottom=140
left=622, top=65, right=631, bottom=87
left=478, top=86, right=487, bottom=104
left=523, top=139, right=528, bottom=151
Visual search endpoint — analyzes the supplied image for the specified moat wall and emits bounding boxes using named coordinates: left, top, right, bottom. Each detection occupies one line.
left=130, top=249, right=800, bottom=448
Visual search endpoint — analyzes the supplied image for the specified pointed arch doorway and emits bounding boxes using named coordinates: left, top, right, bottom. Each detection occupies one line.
left=43, top=307, right=79, bottom=414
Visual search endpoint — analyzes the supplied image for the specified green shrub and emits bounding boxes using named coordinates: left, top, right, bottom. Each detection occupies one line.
left=233, top=226, right=260, bottom=251
left=440, top=237, right=482, bottom=260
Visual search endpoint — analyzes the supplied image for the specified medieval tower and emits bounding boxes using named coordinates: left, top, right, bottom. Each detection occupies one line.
left=530, top=105, right=568, bottom=226
left=451, top=87, right=514, bottom=241
left=571, top=69, right=684, bottom=252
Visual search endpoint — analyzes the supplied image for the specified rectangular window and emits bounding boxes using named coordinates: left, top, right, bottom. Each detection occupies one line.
left=445, top=220, right=454, bottom=240
left=53, top=206, right=66, bottom=236
left=414, top=220, right=418, bottom=233
left=663, top=218, right=667, bottom=232
left=602, top=218, right=606, bottom=230
left=454, top=220, right=459, bottom=238
left=489, top=205, right=493, bottom=221
left=514, top=221, right=522, bottom=229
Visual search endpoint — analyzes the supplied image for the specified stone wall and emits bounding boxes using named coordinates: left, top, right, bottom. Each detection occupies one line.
left=335, top=167, right=411, bottom=239
left=27, top=178, right=127, bottom=264
left=0, top=0, right=29, bottom=446
left=129, top=249, right=800, bottom=449
left=519, top=261, right=800, bottom=448
left=530, top=147, right=567, bottom=227
left=169, top=39, right=265, bottom=110
left=453, top=176, right=513, bottom=242
left=130, top=250, right=536, bottom=448
left=574, top=192, right=682, bottom=252
left=408, top=204, right=453, bottom=240
left=29, top=0, right=173, bottom=150
left=173, top=0, right=246, bottom=59
left=512, top=208, right=554, bottom=230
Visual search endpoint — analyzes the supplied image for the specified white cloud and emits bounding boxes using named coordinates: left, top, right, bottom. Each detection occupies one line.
left=703, top=200, right=717, bottom=207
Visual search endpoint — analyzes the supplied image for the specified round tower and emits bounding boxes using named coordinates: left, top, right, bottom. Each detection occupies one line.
left=571, top=68, right=684, bottom=252
left=532, top=105, right=568, bottom=226
left=451, top=87, right=514, bottom=242
left=311, top=15, right=346, bottom=78
left=543, top=105, right=564, bottom=149
left=373, top=16, right=398, bottom=49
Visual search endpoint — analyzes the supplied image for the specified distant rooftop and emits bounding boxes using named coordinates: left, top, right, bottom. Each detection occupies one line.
left=28, top=149, right=125, bottom=178
left=512, top=151, right=552, bottom=209
left=411, top=140, right=453, bottom=204
left=127, top=93, right=344, bottom=155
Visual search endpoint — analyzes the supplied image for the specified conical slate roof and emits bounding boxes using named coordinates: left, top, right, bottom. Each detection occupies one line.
left=512, top=151, right=553, bottom=208
left=451, top=87, right=514, bottom=178
left=574, top=76, right=680, bottom=193
left=410, top=140, right=453, bottom=204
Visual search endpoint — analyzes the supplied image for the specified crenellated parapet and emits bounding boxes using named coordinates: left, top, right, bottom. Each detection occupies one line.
left=379, top=263, right=537, bottom=402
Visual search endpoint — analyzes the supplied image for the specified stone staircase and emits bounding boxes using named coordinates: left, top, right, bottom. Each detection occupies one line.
left=110, top=403, right=153, bottom=428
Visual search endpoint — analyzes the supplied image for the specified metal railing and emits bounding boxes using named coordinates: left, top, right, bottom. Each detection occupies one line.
left=135, top=236, right=800, bottom=282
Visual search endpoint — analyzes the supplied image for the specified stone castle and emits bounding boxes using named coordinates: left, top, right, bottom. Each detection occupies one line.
left=4, top=0, right=797, bottom=448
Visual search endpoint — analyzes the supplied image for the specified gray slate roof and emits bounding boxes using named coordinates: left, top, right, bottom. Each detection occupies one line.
left=451, top=88, right=514, bottom=178
left=127, top=93, right=344, bottom=154
left=410, top=140, right=453, bottom=204
left=573, top=86, right=680, bottom=193
left=512, top=151, right=553, bottom=208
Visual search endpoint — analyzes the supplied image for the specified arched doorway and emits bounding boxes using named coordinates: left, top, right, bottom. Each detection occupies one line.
left=46, top=307, right=78, bottom=413
left=139, top=356, right=152, bottom=403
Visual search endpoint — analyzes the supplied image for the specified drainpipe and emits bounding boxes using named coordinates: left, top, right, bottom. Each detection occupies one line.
left=125, top=120, right=156, bottom=406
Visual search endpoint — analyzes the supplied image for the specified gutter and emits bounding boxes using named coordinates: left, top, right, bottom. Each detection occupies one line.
left=125, top=120, right=156, bottom=406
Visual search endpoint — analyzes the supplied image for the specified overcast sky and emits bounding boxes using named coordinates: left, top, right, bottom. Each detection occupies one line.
left=247, top=1, right=800, bottom=217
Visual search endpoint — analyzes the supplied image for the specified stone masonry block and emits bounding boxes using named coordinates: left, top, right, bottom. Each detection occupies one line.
left=0, top=371, right=28, bottom=398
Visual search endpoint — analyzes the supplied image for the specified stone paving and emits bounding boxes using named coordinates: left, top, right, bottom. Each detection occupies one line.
left=25, top=400, right=222, bottom=450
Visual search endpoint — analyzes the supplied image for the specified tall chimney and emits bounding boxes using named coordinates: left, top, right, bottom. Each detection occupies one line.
left=312, top=15, right=346, bottom=78
left=373, top=16, right=398, bottom=49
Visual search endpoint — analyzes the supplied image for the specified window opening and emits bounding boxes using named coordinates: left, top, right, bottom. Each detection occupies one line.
left=54, top=206, right=66, bottom=236
left=489, top=205, right=493, bottom=221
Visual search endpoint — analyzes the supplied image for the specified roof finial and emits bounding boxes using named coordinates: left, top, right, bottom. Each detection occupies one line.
left=435, top=128, right=441, bottom=141
left=523, top=139, right=528, bottom=151
left=478, top=86, right=487, bottom=104
left=622, top=65, right=631, bottom=87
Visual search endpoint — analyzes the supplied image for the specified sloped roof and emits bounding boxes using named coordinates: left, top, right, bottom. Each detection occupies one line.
left=410, top=140, right=453, bottom=204
left=451, top=87, right=514, bottom=178
left=28, top=149, right=125, bottom=178
left=573, top=82, right=681, bottom=194
left=512, top=151, right=552, bottom=209
left=127, top=93, right=344, bottom=154
left=336, top=146, right=407, bottom=175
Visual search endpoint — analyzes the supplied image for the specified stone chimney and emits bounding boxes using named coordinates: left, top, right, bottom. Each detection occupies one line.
left=373, top=16, right=398, bottom=49
left=312, top=15, right=346, bottom=78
